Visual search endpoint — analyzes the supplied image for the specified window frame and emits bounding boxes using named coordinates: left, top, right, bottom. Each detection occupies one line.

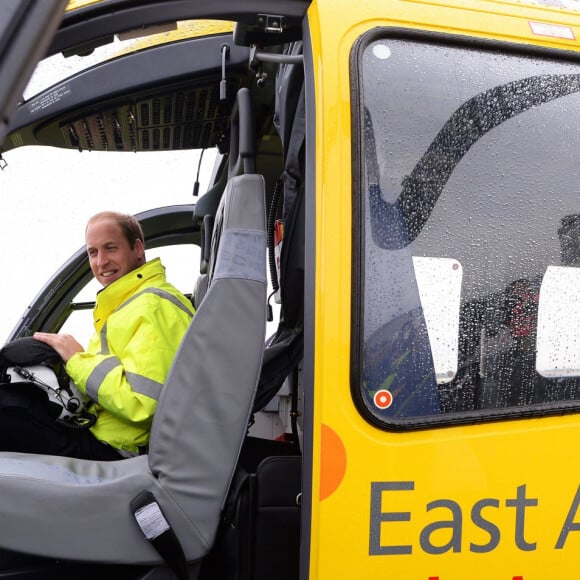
left=350, top=27, right=580, bottom=431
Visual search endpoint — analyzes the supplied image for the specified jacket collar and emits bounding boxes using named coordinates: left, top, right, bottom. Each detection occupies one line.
left=93, top=258, right=166, bottom=328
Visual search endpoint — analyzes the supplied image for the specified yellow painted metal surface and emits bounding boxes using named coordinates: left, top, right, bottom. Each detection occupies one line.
left=66, top=0, right=102, bottom=10
left=308, top=0, right=580, bottom=578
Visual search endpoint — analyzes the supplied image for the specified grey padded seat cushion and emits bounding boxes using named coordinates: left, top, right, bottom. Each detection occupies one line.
left=0, top=173, right=267, bottom=564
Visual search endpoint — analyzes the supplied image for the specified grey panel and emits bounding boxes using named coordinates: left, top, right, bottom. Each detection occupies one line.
left=213, top=229, right=267, bottom=282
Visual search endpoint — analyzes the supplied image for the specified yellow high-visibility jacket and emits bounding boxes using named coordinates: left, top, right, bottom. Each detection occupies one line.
left=66, top=258, right=194, bottom=455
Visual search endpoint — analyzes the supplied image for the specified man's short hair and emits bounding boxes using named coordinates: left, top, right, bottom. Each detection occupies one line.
left=87, top=211, right=145, bottom=249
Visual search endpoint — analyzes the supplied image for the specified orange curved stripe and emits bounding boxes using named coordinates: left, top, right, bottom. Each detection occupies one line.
left=319, top=423, right=347, bottom=501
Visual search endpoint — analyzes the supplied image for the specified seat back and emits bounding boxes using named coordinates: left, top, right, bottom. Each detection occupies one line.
left=148, top=89, right=267, bottom=553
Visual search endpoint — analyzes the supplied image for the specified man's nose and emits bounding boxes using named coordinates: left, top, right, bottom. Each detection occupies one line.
left=96, top=251, right=108, bottom=267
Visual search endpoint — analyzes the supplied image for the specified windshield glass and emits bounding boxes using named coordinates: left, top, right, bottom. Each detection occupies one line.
left=356, top=34, right=580, bottom=426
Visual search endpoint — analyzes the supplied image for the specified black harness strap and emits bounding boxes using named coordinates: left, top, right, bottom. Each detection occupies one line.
left=131, top=490, right=189, bottom=580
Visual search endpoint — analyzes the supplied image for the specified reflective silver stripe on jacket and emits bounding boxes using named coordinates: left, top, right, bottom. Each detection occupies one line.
left=86, top=357, right=164, bottom=402
left=116, top=448, right=138, bottom=459
left=86, top=357, right=121, bottom=402
left=99, top=287, right=193, bottom=354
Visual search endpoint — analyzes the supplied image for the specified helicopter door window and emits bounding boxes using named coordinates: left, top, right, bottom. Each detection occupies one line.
left=353, top=31, right=580, bottom=428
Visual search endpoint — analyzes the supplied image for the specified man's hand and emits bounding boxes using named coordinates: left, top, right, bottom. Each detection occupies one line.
left=33, top=332, right=84, bottom=362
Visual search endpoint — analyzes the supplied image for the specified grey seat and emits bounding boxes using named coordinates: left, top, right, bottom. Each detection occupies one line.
left=0, top=171, right=267, bottom=572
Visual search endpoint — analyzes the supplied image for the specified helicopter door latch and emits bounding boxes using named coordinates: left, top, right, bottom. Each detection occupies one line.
left=256, top=14, right=285, bottom=34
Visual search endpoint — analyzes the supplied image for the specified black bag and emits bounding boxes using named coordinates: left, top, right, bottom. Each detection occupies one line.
left=0, top=336, right=61, bottom=370
left=200, top=437, right=301, bottom=580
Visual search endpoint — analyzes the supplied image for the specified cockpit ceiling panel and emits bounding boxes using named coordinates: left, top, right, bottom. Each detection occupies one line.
left=54, top=80, right=241, bottom=152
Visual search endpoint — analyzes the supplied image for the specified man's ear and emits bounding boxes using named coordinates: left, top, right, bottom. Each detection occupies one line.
left=135, top=238, right=145, bottom=262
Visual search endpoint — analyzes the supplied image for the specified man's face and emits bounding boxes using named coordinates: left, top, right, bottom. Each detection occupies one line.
left=86, top=218, right=144, bottom=287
